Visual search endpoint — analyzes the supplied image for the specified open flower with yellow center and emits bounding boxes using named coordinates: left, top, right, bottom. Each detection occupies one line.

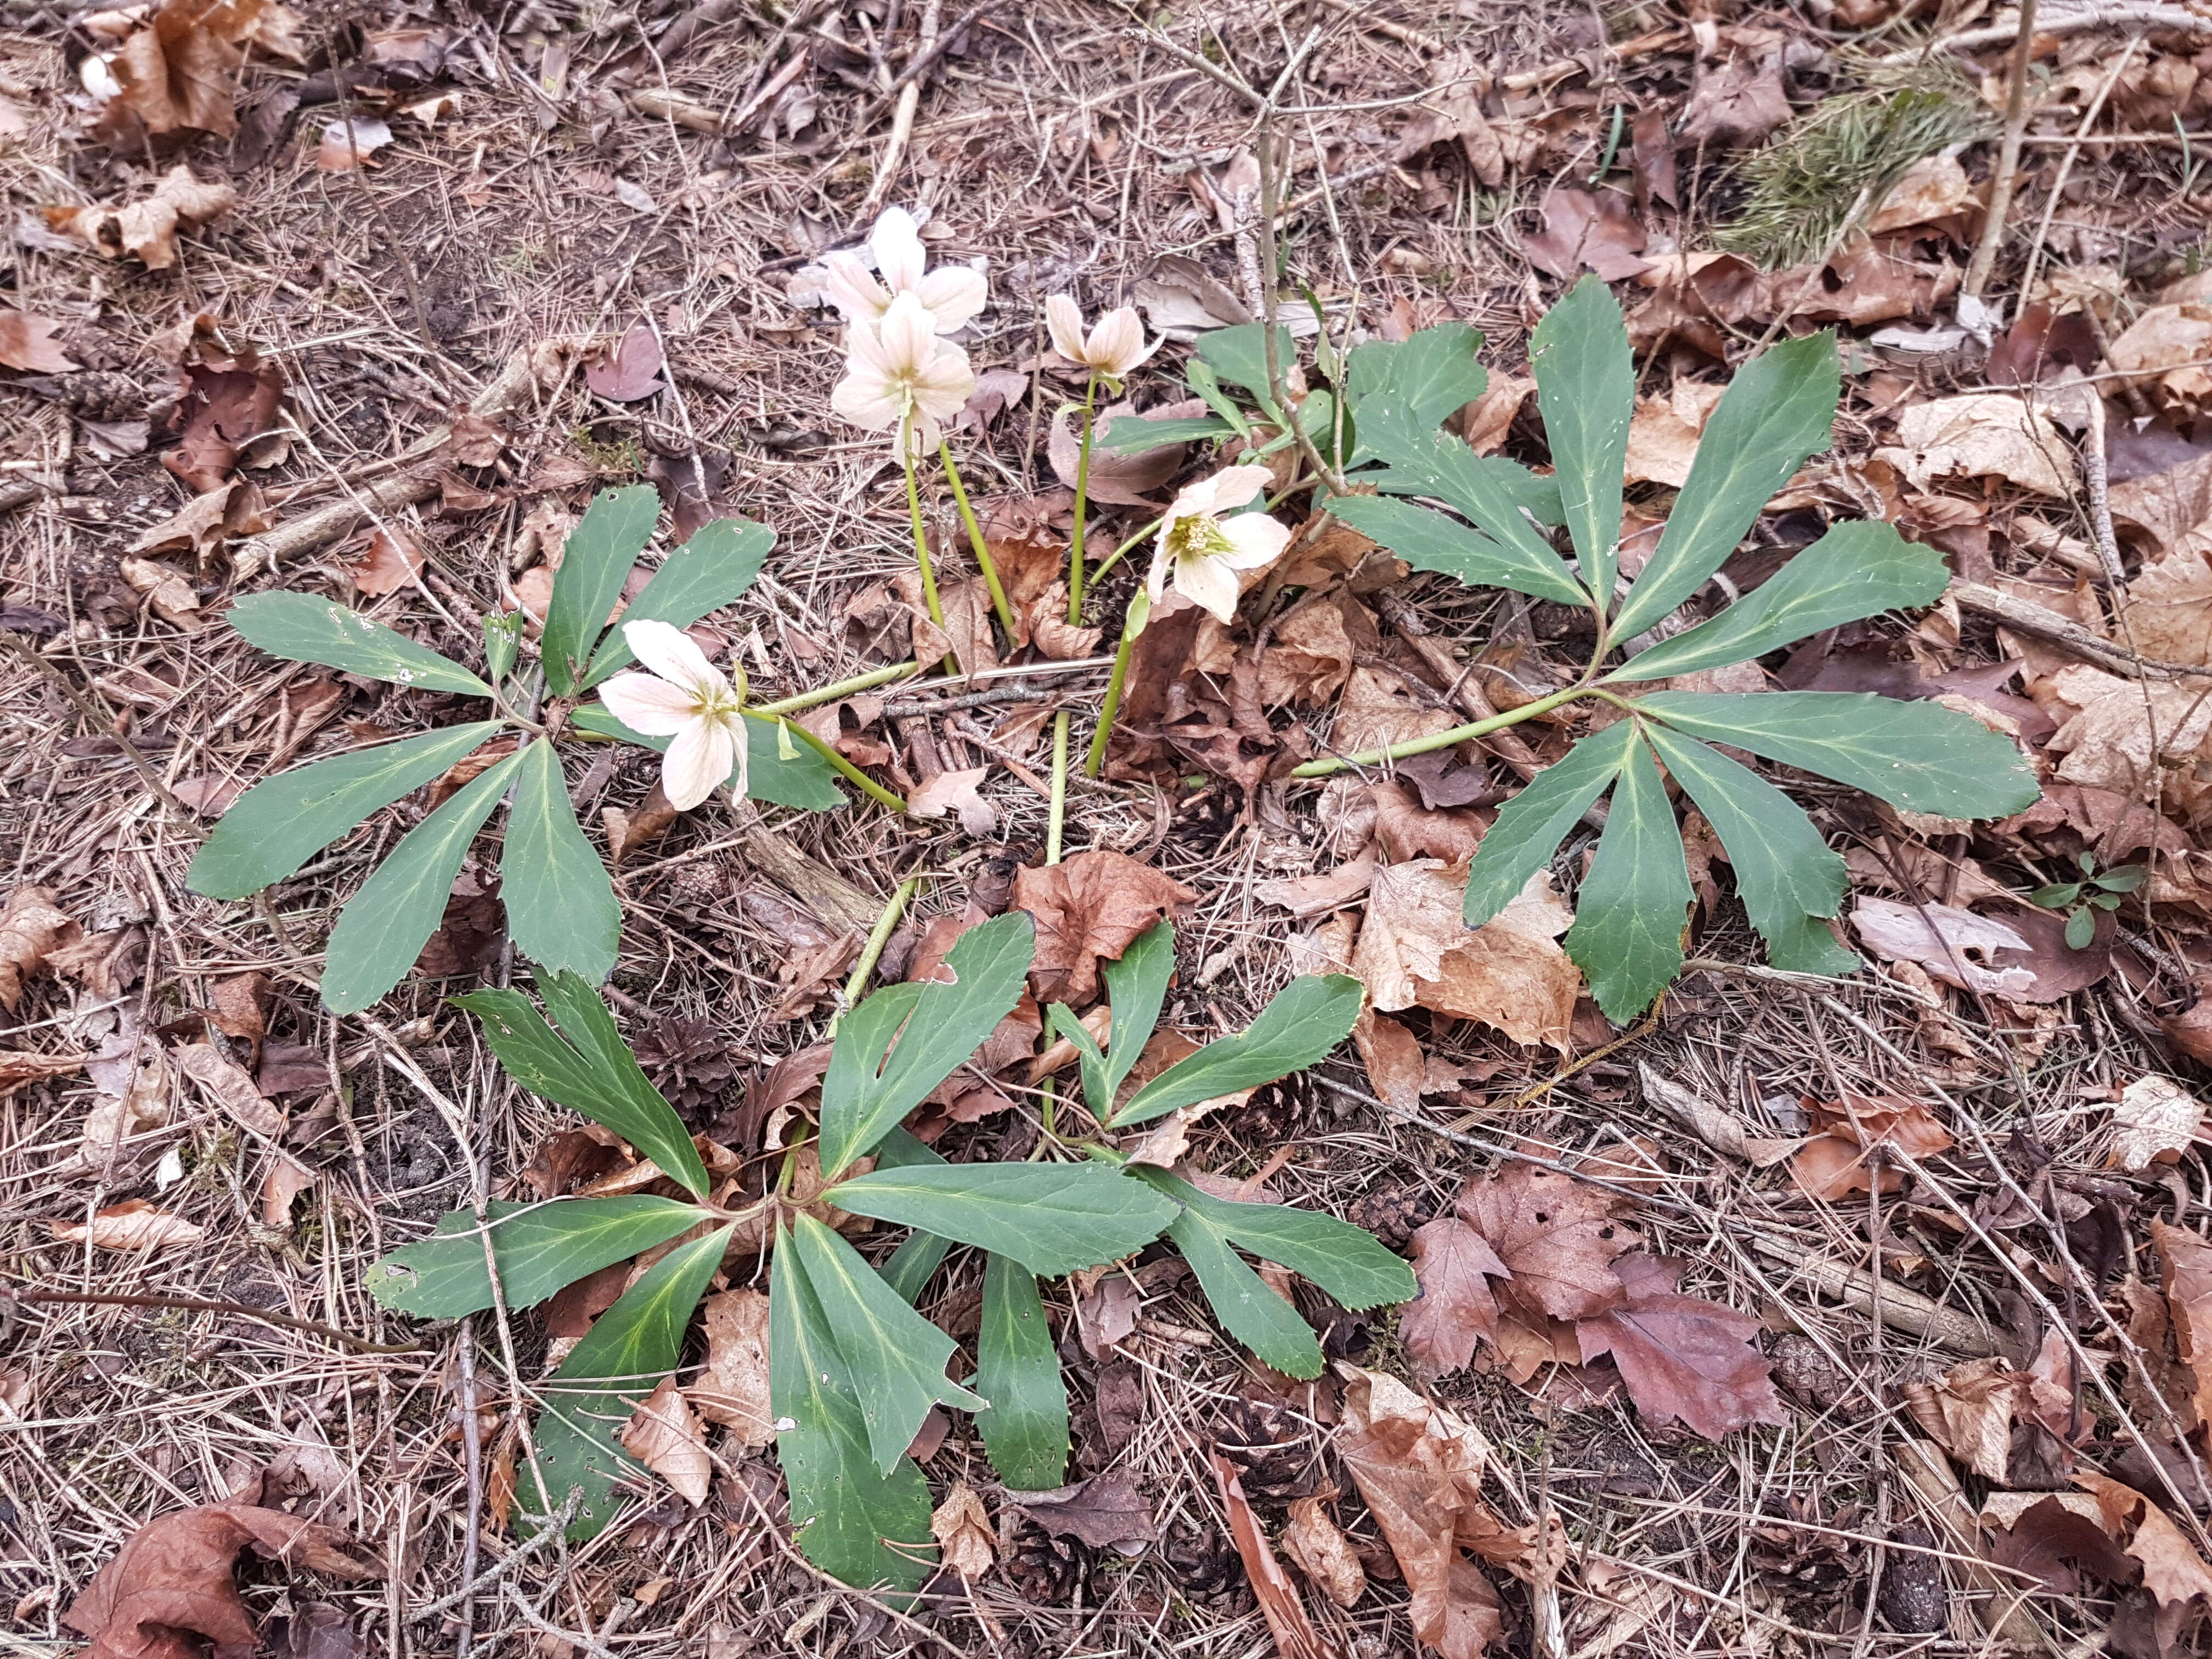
left=595, top=619, right=750, bottom=811
left=820, top=206, right=987, bottom=335
left=1143, top=465, right=1291, bottom=625
left=831, top=292, right=977, bottom=450
left=1045, top=295, right=1158, bottom=381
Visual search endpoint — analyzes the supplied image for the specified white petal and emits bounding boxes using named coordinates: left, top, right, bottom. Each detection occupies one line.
left=832, top=365, right=902, bottom=432
left=725, top=715, right=751, bottom=807
left=1045, top=294, right=1088, bottom=364
left=1216, top=511, right=1293, bottom=569
left=1173, top=554, right=1242, bottom=624
left=819, top=253, right=890, bottom=323
left=870, top=206, right=926, bottom=295
left=661, top=717, right=730, bottom=811
left=878, top=293, right=937, bottom=376
left=1089, top=306, right=1152, bottom=377
left=915, top=267, right=987, bottom=331
left=1144, top=545, right=1172, bottom=607
left=624, top=619, right=722, bottom=697
left=910, top=345, right=976, bottom=425
left=597, top=673, right=700, bottom=736
left=1204, top=465, right=1272, bottom=511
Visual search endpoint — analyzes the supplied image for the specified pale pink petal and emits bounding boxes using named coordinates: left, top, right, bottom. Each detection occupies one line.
left=660, top=716, right=729, bottom=811
left=1216, top=510, right=1293, bottom=569
left=1045, top=295, right=1088, bottom=364
left=597, top=673, right=700, bottom=736
left=819, top=253, right=890, bottom=323
left=909, top=345, right=977, bottom=426
left=914, top=266, right=987, bottom=332
left=724, top=714, right=752, bottom=806
left=832, top=366, right=902, bottom=432
left=870, top=206, right=927, bottom=295
left=1168, top=476, right=1221, bottom=519
left=1088, top=307, right=1152, bottom=376
left=878, top=293, right=938, bottom=377
left=1173, top=552, right=1242, bottom=624
left=1204, top=465, right=1273, bottom=511
left=623, top=619, right=723, bottom=697
left=1144, top=545, right=1172, bottom=607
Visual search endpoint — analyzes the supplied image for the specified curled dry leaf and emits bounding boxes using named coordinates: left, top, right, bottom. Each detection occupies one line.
left=119, top=558, right=200, bottom=628
left=2111, top=1076, right=2203, bottom=1172
left=1048, top=399, right=1202, bottom=506
left=1012, top=850, right=1197, bottom=1004
left=1876, top=394, right=2072, bottom=499
left=346, top=528, right=425, bottom=598
left=128, top=482, right=274, bottom=562
left=46, top=166, right=236, bottom=269
left=1850, top=897, right=2035, bottom=997
left=0, top=310, right=78, bottom=372
left=931, top=1482, right=996, bottom=1579
left=315, top=117, right=392, bottom=171
left=51, top=1198, right=204, bottom=1251
left=163, top=355, right=286, bottom=494
left=173, top=1042, right=285, bottom=1141
left=2107, top=302, right=2212, bottom=402
left=1210, top=1454, right=1330, bottom=1659
left=2154, top=1219, right=2212, bottom=1431
left=1283, top=1495, right=1367, bottom=1610
left=1790, top=1094, right=1953, bottom=1201
left=1352, top=862, right=1579, bottom=1056
left=620, top=1378, right=712, bottom=1505
left=689, top=1289, right=774, bottom=1445
left=1, top=887, right=131, bottom=1011
left=1, top=1048, right=89, bottom=1098
left=908, top=766, right=996, bottom=836
left=261, top=1157, right=314, bottom=1228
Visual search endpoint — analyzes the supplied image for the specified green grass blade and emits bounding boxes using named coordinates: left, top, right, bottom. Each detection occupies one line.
left=581, top=516, right=774, bottom=686
left=1462, top=719, right=1637, bottom=929
left=365, top=1197, right=708, bottom=1317
left=225, top=592, right=493, bottom=696
left=1530, top=276, right=1635, bottom=611
left=974, top=1253, right=1071, bottom=1491
left=499, top=738, right=622, bottom=982
left=1564, top=731, right=1694, bottom=1019
left=541, top=485, right=659, bottom=693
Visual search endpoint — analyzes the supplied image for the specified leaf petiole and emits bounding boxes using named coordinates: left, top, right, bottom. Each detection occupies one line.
left=742, top=710, right=907, bottom=813
left=1290, top=684, right=1587, bottom=778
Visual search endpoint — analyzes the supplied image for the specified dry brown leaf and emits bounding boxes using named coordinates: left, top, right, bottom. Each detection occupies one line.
left=585, top=323, right=665, bottom=403
left=0, top=309, right=78, bottom=372
left=1334, top=1365, right=1503, bottom=1659
left=47, top=166, right=236, bottom=269
left=1623, top=381, right=1724, bottom=489
left=1011, top=1473, right=1158, bottom=1551
left=1369, top=782, right=1486, bottom=864
left=2107, top=302, right=2212, bottom=402
left=2155, top=1219, right=2212, bottom=1431
left=1462, top=374, right=1532, bottom=456
left=603, top=780, right=682, bottom=865
left=689, top=1289, right=774, bottom=1444
left=1353, top=1008, right=1428, bottom=1113
left=1790, top=1094, right=1953, bottom=1201
left=51, top=1199, right=204, bottom=1251
left=64, top=1489, right=378, bottom=1659
left=1850, top=896, right=2036, bottom=997
left=162, top=355, right=285, bottom=493
left=931, top=1482, right=996, bottom=1579
left=1402, top=1217, right=1509, bottom=1381
left=1013, top=850, right=1197, bottom=1004
left=2112, top=1076, right=2203, bottom=1172
left=129, top=482, right=274, bottom=561
left=619, top=1378, right=711, bottom=1505
left=908, top=766, right=996, bottom=836
left=1211, top=1454, right=1330, bottom=1659
left=1048, top=399, right=1198, bottom=505
left=1521, top=186, right=1649, bottom=282
left=173, top=1042, right=284, bottom=1141
left=1254, top=850, right=1376, bottom=918
left=1866, top=153, right=1977, bottom=236
left=315, top=116, right=391, bottom=171
left=1257, top=602, right=1356, bottom=708
left=1680, top=49, right=1791, bottom=146
left=1877, top=394, right=2072, bottom=499
left=1635, top=1064, right=1802, bottom=1166
left=1, top=887, right=78, bottom=1011
left=1904, top=1357, right=2032, bottom=1482
left=1454, top=1163, right=1634, bottom=1324
left=1025, top=585, right=1102, bottom=661
left=1333, top=665, right=1457, bottom=755
left=1352, top=862, right=1579, bottom=1055
left=1, top=1048, right=89, bottom=1098
left=2072, top=1471, right=2212, bottom=1607
left=260, top=1156, right=314, bottom=1228
left=347, top=528, right=424, bottom=598
left=1576, top=1255, right=1787, bottom=1440
left=119, top=557, right=200, bottom=628
left=2044, top=664, right=2212, bottom=809
left=1283, top=1495, right=1367, bottom=1610
left=206, top=973, right=268, bottom=1048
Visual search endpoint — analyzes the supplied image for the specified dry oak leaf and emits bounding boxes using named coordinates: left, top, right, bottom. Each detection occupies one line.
left=620, top=1377, right=712, bottom=1505
left=0, top=309, right=78, bottom=372
left=163, top=356, right=286, bottom=494
left=1352, top=862, right=1579, bottom=1055
left=2112, top=1076, right=2204, bottom=1172
left=1, top=886, right=80, bottom=1011
left=1334, top=1364, right=1503, bottom=1659
left=1402, top=1217, right=1510, bottom=1381
left=2073, top=1471, right=2212, bottom=1607
left=2154, top=1218, right=2212, bottom=1432
left=129, top=482, right=274, bottom=561
left=64, top=1491, right=378, bottom=1659
left=47, top=166, right=236, bottom=270
left=98, top=0, right=270, bottom=139
left=1211, top=1453, right=1331, bottom=1659
left=1679, top=50, right=1791, bottom=147
left=689, top=1289, right=773, bottom=1443
left=1876, top=393, right=2072, bottom=499
left=931, top=1482, right=996, bottom=1579
left=1283, top=1494, right=1367, bottom=1610
left=1013, top=850, right=1197, bottom=1004
left=1455, top=1163, right=1635, bottom=1324
left=51, top=1199, right=204, bottom=1251
left=2122, top=552, right=2212, bottom=666
left=1577, top=1255, right=1787, bottom=1441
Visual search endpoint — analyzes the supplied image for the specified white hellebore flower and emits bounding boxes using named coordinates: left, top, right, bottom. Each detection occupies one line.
left=1044, top=295, right=1158, bottom=380
left=595, top=619, right=749, bottom=812
left=1145, top=466, right=1291, bottom=625
left=820, top=206, right=986, bottom=335
left=832, top=292, right=977, bottom=450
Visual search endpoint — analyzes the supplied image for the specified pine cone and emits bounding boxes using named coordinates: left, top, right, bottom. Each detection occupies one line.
left=1163, top=1521, right=1245, bottom=1609
left=633, top=1015, right=733, bottom=1121
left=1005, top=1516, right=1090, bottom=1605
left=1212, top=1398, right=1314, bottom=1505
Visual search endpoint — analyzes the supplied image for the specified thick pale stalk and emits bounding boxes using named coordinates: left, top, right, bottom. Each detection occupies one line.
left=900, top=413, right=954, bottom=673
left=744, top=710, right=907, bottom=812
left=936, top=439, right=1015, bottom=636
left=1069, top=371, right=1098, bottom=620
left=843, top=876, right=922, bottom=1008
left=1290, top=687, right=1584, bottom=778
left=1047, top=710, right=1070, bottom=863
left=751, top=662, right=921, bottom=716
left=1085, top=625, right=1136, bottom=777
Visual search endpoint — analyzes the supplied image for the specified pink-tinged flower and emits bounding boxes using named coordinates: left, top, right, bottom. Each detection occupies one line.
left=1144, top=466, right=1291, bottom=624
left=594, top=620, right=749, bottom=811
left=820, top=206, right=986, bottom=334
left=1045, top=295, right=1158, bottom=380
left=831, top=292, right=977, bottom=450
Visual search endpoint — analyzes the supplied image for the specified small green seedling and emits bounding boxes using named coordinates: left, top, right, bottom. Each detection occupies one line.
left=2030, top=854, right=2146, bottom=949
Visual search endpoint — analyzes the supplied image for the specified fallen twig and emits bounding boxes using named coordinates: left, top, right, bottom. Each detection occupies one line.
left=1952, top=580, right=2210, bottom=678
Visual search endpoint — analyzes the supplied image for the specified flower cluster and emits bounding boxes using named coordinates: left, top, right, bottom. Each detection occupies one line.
left=826, top=208, right=980, bottom=450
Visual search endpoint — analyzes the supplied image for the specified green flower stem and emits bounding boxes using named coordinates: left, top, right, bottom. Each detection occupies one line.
left=1084, top=623, right=1137, bottom=778
left=752, top=662, right=921, bottom=717
left=900, top=414, right=955, bottom=674
left=843, top=874, right=922, bottom=1009
left=935, top=439, right=1016, bottom=638
left=1069, top=372, right=1098, bottom=622
left=1289, top=686, right=1587, bottom=778
left=1046, top=710, right=1070, bottom=864
left=744, top=709, right=908, bottom=812
left=1085, top=516, right=1159, bottom=589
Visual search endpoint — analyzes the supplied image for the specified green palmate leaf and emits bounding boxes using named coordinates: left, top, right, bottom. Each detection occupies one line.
left=453, top=975, right=710, bottom=1198
left=500, top=738, right=622, bottom=981
left=1373, top=455, right=1564, bottom=526
left=770, top=1231, right=936, bottom=1594
left=1164, top=1204, right=1324, bottom=1378
left=974, top=1253, right=1070, bottom=1491
left=1111, top=974, right=1363, bottom=1127
left=224, top=592, right=494, bottom=696
left=1197, top=323, right=1294, bottom=411
left=582, top=517, right=775, bottom=686
left=873, top=1127, right=954, bottom=1305
left=1637, top=691, right=2041, bottom=818
left=1530, top=275, right=1635, bottom=611
left=320, top=749, right=524, bottom=1014
left=823, top=1163, right=1177, bottom=1277
left=365, top=1197, right=708, bottom=1318
left=1607, top=331, right=1839, bottom=642
left=1565, top=732, right=1694, bottom=1020
left=1639, top=724, right=1858, bottom=975
left=1462, top=719, right=1637, bottom=929
left=185, top=723, right=505, bottom=900
left=1325, top=493, right=1589, bottom=609
left=1097, top=414, right=1240, bottom=453
left=1134, top=1168, right=1417, bottom=1312
left=566, top=702, right=844, bottom=811
left=785, top=1214, right=983, bottom=1476
left=1046, top=1003, right=1111, bottom=1122
left=1609, top=522, right=1946, bottom=682
left=1345, top=323, right=1488, bottom=464
left=531, top=1224, right=729, bottom=1540
left=816, top=912, right=1035, bottom=1177
left=1101, top=919, right=1176, bottom=1102
left=541, top=485, right=659, bottom=693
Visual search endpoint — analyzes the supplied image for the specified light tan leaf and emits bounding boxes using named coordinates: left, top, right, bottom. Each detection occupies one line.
left=0, top=310, right=78, bottom=373
left=261, top=1156, right=315, bottom=1228
left=1849, top=896, right=2036, bottom=997
left=173, top=1043, right=285, bottom=1141
left=931, top=1482, right=996, bottom=1579
left=347, top=528, right=424, bottom=597
left=1, top=1049, right=89, bottom=1098
left=620, top=1377, right=711, bottom=1504
left=2111, top=1075, right=2203, bottom=1172
left=1332, top=665, right=1457, bottom=755
left=1622, top=380, right=1724, bottom=489
left=1353, top=861, right=1579, bottom=1054
left=689, top=1289, right=774, bottom=1444
left=2108, top=302, right=2212, bottom=402
left=1865, top=152, right=1976, bottom=235
left=1876, top=393, right=2072, bottom=499
left=2156, top=1219, right=2212, bottom=1431
left=1048, top=399, right=1198, bottom=506
left=52, top=1198, right=203, bottom=1251
left=908, top=766, right=996, bottom=836
left=1283, top=1494, right=1367, bottom=1609
left=46, top=166, right=236, bottom=269
left=119, top=557, right=201, bottom=626
left=1, top=887, right=77, bottom=1011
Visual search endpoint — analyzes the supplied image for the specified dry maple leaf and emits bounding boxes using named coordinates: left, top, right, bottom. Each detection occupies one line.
left=619, top=1377, right=712, bottom=1505
left=1453, top=1163, right=1635, bottom=1323
left=1012, top=850, right=1197, bottom=1004
left=1576, top=1255, right=1787, bottom=1441
left=52, top=1199, right=204, bottom=1251
left=1353, top=862, right=1579, bottom=1054
left=2069, top=1472, right=2212, bottom=1607
left=0, top=309, right=78, bottom=372
left=65, top=1489, right=378, bottom=1659
left=1679, top=49, right=1791, bottom=146
left=931, top=1482, right=997, bottom=1579
left=909, top=766, right=996, bottom=836
left=689, top=1289, right=774, bottom=1444
left=1522, top=185, right=1649, bottom=282
left=1402, top=1217, right=1510, bottom=1381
